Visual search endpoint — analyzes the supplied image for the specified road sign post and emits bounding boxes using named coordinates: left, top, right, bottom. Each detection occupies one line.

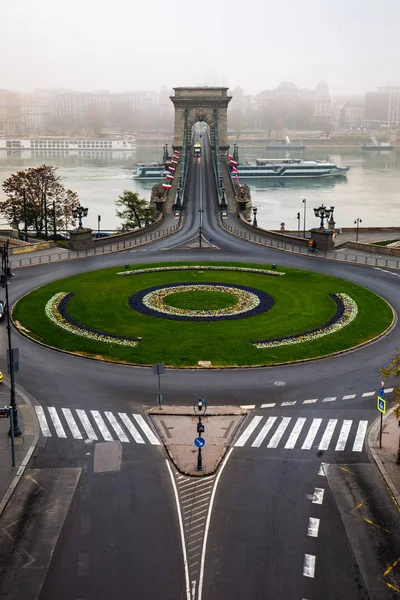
left=152, top=363, right=165, bottom=408
left=194, top=398, right=207, bottom=471
left=0, top=406, right=15, bottom=466
left=377, top=394, right=386, bottom=449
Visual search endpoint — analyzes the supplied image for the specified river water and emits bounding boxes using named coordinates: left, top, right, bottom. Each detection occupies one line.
left=0, top=146, right=399, bottom=231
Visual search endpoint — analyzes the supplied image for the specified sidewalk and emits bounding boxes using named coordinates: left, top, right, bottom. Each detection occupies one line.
left=0, top=386, right=38, bottom=517
left=368, top=407, right=400, bottom=508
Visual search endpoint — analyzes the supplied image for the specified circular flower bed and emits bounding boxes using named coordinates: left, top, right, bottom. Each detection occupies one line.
left=252, top=293, right=357, bottom=348
left=46, top=292, right=140, bottom=347
left=117, top=265, right=284, bottom=277
left=129, top=283, right=275, bottom=321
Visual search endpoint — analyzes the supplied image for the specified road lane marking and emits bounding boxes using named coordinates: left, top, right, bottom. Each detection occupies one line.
left=312, top=488, right=325, bottom=505
left=353, top=420, right=368, bottom=451
left=301, top=418, right=322, bottom=450
left=35, top=406, right=51, bottom=437
left=132, top=414, right=160, bottom=445
left=318, top=419, right=338, bottom=451
left=362, top=391, right=375, bottom=397
left=281, top=401, right=296, bottom=406
left=240, top=404, right=255, bottom=409
left=267, top=417, right=291, bottom=448
left=76, top=409, right=98, bottom=441
left=104, top=412, right=129, bottom=443
left=235, top=416, right=263, bottom=446
left=62, top=408, right=83, bottom=439
left=251, top=417, right=277, bottom=447
left=335, top=420, right=352, bottom=451
left=307, top=517, right=320, bottom=538
left=342, top=394, right=356, bottom=400
left=118, top=413, right=145, bottom=443
left=303, top=399, right=317, bottom=404
left=91, top=410, right=113, bottom=441
left=322, top=397, right=336, bottom=403
left=260, top=403, right=276, bottom=408
left=303, top=554, right=316, bottom=578
left=48, top=407, right=67, bottom=438
left=284, top=418, right=306, bottom=449
left=385, top=388, right=393, bottom=393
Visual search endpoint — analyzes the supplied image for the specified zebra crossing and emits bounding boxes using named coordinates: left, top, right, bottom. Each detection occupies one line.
left=234, top=415, right=369, bottom=453
left=35, top=405, right=160, bottom=445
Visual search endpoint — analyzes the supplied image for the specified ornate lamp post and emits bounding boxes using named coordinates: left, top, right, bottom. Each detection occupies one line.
left=72, top=205, right=89, bottom=229
left=313, top=204, right=334, bottom=230
left=354, top=217, right=362, bottom=242
left=302, top=198, right=307, bottom=238
left=252, top=206, right=258, bottom=227
left=0, top=242, right=22, bottom=436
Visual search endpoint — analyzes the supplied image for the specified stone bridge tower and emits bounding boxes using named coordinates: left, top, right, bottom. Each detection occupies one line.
left=170, top=87, right=231, bottom=151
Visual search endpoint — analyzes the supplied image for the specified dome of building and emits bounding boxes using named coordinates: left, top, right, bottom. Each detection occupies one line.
left=276, top=82, right=299, bottom=94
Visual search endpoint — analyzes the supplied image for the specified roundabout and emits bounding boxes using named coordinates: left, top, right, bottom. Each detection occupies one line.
left=12, top=261, right=393, bottom=368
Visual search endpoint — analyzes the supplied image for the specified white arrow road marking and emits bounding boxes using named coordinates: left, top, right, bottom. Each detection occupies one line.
left=312, top=488, right=325, bottom=505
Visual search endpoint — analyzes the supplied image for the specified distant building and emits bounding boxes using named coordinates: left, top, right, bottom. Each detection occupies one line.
left=0, top=90, right=22, bottom=134
left=20, top=96, right=53, bottom=132
left=340, top=101, right=365, bottom=128
left=365, top=85, right=400, bottom=129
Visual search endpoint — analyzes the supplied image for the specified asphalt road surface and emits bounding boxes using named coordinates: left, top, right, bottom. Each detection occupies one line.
left=0, top=132, right=399, bottom=600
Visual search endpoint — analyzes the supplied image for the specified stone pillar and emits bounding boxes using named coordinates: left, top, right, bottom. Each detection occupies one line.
left=310, top=228, right=335, bottom=251
left=68, top=228, right=94, bottom=251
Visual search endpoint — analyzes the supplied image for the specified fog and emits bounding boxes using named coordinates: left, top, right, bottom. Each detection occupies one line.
left=2, top=0, right=399, bottom=94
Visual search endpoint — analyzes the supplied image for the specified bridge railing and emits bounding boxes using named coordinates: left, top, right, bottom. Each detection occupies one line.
left=174, top=108, right=189, bottom=211
left=212, top=109, right=227, bottom=209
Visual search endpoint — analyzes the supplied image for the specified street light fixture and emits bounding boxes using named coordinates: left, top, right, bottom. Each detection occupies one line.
left=72, top=205, right=89, bottom=229
left=0, top=242, right=21, bottom=436
left=198, top=208, right=204, bottom=248
left=252, top=206, right=258, bottom=227
left=302, top=198, right=307, bottom=238
left=297, top=212, right=301, bottom=237
left=313, top=204, right=334, bottom=230
left=354, top=217, right=362, bottom=242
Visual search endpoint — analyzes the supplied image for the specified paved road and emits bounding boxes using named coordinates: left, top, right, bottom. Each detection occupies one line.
left=1, top=132, right=400, bottom=600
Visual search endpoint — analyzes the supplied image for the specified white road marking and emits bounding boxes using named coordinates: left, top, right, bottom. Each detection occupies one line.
left=312, top=488, right=325, bottom=505
left=335, top=420, right=352, bottom=451
left=240, top=404, right=255, bottom=409
left=267, top=417, right=291, bottom=448
left=307, top=517, right=320, bottom=538
left=118, top=413, right=145, bottom=443
left=166, top=461, right=191, bottom=600
left=35, top=406, right=51, bottom=437
left=251, top=417, right=277, bottom=448
left=48, top=407, right=67, bottom=438
left=322, top=397, right=336, bottom=403
left=318, top=463, right=329, bottom=476
left=303, top=399, right=317, bottom=404
left=353, top=420, right=368, bottom=452
left=62, top=408, right=83, bottom=439
left=386, top=387, right=393, bottom=393
left=261, top=403, right=276, bottom=408
left=284, top=418, right=306, bottom=449
left=91, top=410, right=113, bottom=441
left=342, top=394, right=356, bottom=400
left=362, top=391, right=375, bottom=397
left=301, top=418, right=322, bottom=450
left=303, top=554, right=316, bottom=578
left=76, top=409, right=98, bottom=441
left=318, top=419, right=338, bottom=451
left=104, top=412, right=129, bottom=443
left=281, top=401, right=296, bottom=406
left=133, top=414, right=160, bottom=445
left=198, top=448, right=233, bottom=600
left=235, top=416, right=263, bottom=447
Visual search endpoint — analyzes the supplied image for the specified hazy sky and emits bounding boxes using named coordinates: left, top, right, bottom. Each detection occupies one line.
left=2, top=0, right=399, bottom=95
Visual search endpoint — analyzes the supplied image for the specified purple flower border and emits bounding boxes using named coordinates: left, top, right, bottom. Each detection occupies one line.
left=58, top=293, right=141, bottom=343
left=128, top=283, right=275, bottom=321
left=251, top=293, right=344, bottom=346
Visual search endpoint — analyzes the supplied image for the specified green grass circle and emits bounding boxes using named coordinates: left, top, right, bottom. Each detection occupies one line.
left=163, top=290, right=238, bottom=310
left=12, top=261, right=394, bottom=368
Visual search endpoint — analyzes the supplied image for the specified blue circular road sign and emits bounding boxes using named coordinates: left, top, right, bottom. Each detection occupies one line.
left=194, top=437, right=206, bottom=448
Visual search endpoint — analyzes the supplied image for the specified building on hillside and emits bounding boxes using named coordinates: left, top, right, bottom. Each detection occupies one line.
left=365, top=85, right=400, bottom=129
left=20, top=97, right=53, bottom=132
left=0, top=90, right=22, bottom=134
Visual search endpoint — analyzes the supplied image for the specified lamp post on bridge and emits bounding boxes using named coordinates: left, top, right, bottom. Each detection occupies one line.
left=313, top=204, right=333, bottom=230
left=302, top=198, right=307, bottom=238
left=72, top=205, right=89, bottom=229
left=198, top=208, right=204, bottom=248
left=252, top=206, right=258, bottom=227
left=354, top=217, right=362, bottom=242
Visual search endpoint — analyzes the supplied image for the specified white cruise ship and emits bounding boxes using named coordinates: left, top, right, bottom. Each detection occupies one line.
left=235, top=159, right=349, bottom=179
left=0, top=137, right=136, bottom=152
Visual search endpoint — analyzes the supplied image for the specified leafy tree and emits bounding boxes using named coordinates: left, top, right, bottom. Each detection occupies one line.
left=115, top=190, right=156, bottom=230
left=1, top=165, right=79, bottom=236
left=381, top=355, right=400, bottom=418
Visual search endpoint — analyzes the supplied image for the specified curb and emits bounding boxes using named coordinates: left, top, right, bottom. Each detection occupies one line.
left=367, top=406, right=400, bottom=509
left=0, top=384, right=40, bottom=518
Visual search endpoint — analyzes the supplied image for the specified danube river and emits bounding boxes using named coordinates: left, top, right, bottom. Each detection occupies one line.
left=0, top=146, right=399, bottom=231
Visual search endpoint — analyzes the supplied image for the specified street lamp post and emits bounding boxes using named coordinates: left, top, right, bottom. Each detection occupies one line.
left=354, top=218, right=362, bottom=242
left=297, top=212, right=301, bottom=237
left=313, top=204, right=334, bottom=230
left=252, top=206, right=258, bottom=227
left=72, top=205, right=89, bottom=229
left=97, top=215, right=101, bottom=238
left=302, top=198, right=307, bottom=238
left=52, top=201, right=57, bottom=239
left=198, top=208, right=204, bottom=248
left=23, top=189, right=28, bottom=242
left=0, top=242, right=22, bottom=436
